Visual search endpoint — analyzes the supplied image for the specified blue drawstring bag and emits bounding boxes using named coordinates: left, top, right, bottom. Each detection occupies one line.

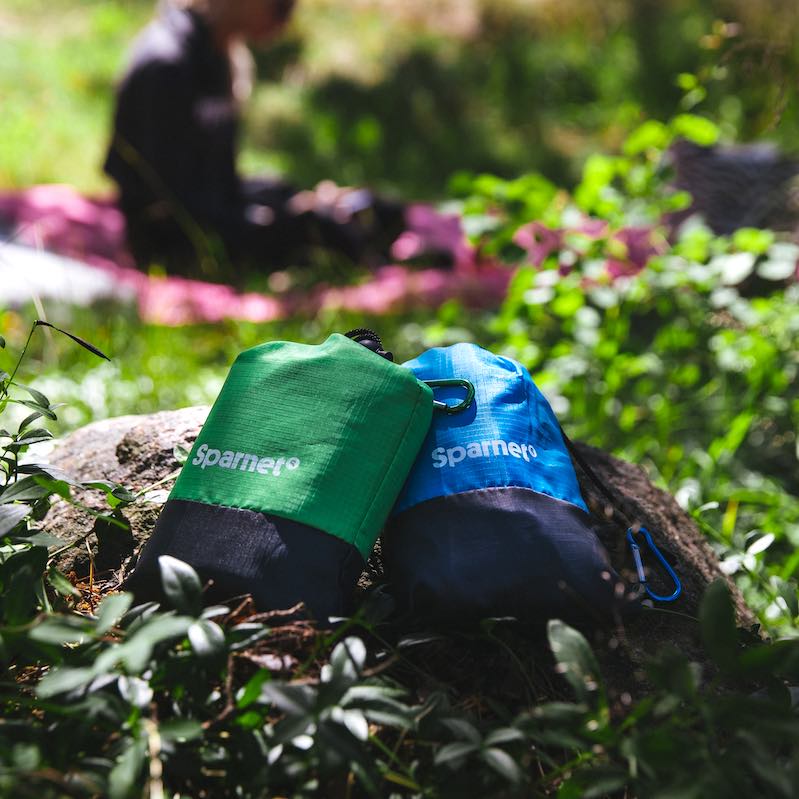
left=384, top=343, right=623, bottom=623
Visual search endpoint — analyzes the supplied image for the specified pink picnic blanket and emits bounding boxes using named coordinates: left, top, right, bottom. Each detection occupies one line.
left=0, top=185, right=512, bottom=325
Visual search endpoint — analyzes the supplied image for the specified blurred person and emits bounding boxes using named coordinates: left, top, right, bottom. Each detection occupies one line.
left=104, top=0, right=399, bottom=278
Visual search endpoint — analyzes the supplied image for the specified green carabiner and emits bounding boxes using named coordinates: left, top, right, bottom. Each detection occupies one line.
left=425, top=378, right=475, bottom=415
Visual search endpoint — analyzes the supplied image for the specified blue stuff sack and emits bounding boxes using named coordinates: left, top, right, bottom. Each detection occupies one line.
left=384, top=343, right=623, bottom=624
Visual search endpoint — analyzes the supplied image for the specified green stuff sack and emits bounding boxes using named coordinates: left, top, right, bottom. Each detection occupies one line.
left=125, top=333, right=433, bottom=621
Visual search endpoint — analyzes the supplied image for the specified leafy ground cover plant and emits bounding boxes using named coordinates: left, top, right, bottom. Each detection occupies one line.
left=0, top=320, right=119, bottom=625
left=0, top=306, right=798, bottom=797
left=1, top=554, right=798, bottom=797
left=433, top=114, right=799, bottom=635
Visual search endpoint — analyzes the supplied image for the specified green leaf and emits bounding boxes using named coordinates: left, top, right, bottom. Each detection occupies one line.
left=623, top=120, right=670, bottom=156
left=17, top=413, right=47, bottom=434
left=434, top=741, right=479, bottom=765
left=438, top=717, right=482, bottom=744
left=15, top=383, right=50, bottom=410
left=17, top=400, right=56, bottom=420
left=359, top=708, right=413, bottom=731
left=34, top=321, right=110, bottom=361
left=260, top=682, right=316, bottom=715
left=188, top=619, right=226, bottom=658
left=670, top=113, right=720, bottom=146
left=159, top=718, right=204, bottom=742
left=108, top=738, right=146, bottom=799
left=551, top=290, right=584, bottom=318
left=10, top=433, right=54, bottom=451
left=575, top=153, right=618, bottom=212
left=83, top=481, right=137, bottom=508
left=237, top=669, right=271, bottom=709
left=714, top=252, right=756, bottom=286
left=95, top=592, right=134, bottom=635
left=547, top=619, right=605, bottom=706
left=46, top=566, right=80, bottom=598
left=111, top=485, right=137, bottom=504
left=737, top=639, right=799, bottom=679
left=37, top=666, right=96, bottom=697
left=31, top=475, right=72, bottom=500
left=331, top=707, right=369, bottom=741
left=0, top=504, right=31, bottom=535
left=531, top=702, right=590, bottom=723
left=328, top=636, right=366, bottom=684
left=732, top=227, right=774, bottom=255
left=484, top=727, right=525, bottom=746
left=757, top=243, right=799, bottom=281
left=17, top=426, right=54, bottom=442
left=0, top=475, right=52, bottom=503
left=82, top=480, right=118, bottom=493
left=158, top=555, right=202, bottom=616
left=2, top=545, right=47, bottom=624
left=118, top=615, right=193, bottom=673
left=19, top=463, right=76, bottom=483
left=746, top=533, right=775, bottom=556
left=16, top=531, right=65, bottom=548
left=117, top=675, right=153, bottom=708
left=560, top=768, right=630, bottom=799
left=645, top=645, right=699, bottom=699
left=481, top=747, right=523, bottom=784
left=777, top=580, right=799, bottom=619
left=699, top=579, right=739, bottom=671
left=758, top=257, right=797, bottom=281
left=384, top=771, right=423, bottom=791
left=229, top=622, right=273, bottom=652
left=708, top=410, right=754, bottom=461
left=29, top=616, right=92, bottom=645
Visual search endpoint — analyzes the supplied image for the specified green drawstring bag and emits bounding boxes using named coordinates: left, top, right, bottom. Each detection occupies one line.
left=125, top=332, right=434, bottom=621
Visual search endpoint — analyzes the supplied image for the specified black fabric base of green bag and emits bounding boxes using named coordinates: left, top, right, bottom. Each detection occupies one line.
left=124, top=499, right=365, bottom=622
left=384, top=486, right=623, bottom=625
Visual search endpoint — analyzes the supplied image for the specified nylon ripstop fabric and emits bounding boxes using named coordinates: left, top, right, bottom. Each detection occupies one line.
left=385, top=343, right=620, bottom=623
left=126, top=334, right=433, bottom=620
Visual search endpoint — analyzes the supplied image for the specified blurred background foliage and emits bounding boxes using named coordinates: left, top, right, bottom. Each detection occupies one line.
left=1, top=0, right=798, bottom=633
left=1, top=0, right=798, bottom=196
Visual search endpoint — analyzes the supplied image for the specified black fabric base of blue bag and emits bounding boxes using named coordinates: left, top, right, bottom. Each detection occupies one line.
left=384, top=486, right=622, bottom=625
left=124, top=500, right=365, bottom=621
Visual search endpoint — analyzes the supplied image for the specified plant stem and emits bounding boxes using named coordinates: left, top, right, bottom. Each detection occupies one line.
left=0, top=321, right=36, bottom=402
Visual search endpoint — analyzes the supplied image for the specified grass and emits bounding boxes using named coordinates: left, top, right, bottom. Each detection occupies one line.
left=0, top=0, right=480, bottom=194
left=0, top=2, right=152, bottom=191
left=0, top=302, right=445, bottom=434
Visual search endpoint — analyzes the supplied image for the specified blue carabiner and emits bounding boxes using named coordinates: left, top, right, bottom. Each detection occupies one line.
left=626, top=527, right=682, bottom=602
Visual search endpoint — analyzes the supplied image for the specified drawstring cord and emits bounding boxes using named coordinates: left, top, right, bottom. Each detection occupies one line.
left=559, top=426, right=682, bottom=603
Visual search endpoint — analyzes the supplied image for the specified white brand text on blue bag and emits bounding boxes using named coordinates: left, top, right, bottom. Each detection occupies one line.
left=431, top=439, right=538, bottom=468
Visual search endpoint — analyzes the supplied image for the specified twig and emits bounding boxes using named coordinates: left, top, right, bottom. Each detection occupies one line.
left=85, top=539, right=96, bottom=614
left=144, top=716, right=165, bottom=799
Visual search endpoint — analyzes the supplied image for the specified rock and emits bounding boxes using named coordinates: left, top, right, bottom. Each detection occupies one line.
left=43, top=408, right=755, bottom=703
left=44, top=406, right=208, bottom=581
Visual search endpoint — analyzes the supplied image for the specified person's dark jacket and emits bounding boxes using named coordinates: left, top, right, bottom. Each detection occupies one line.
left=105, top=8, right=247, bottom=257
left=104, top=7, right=393, bottom=272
